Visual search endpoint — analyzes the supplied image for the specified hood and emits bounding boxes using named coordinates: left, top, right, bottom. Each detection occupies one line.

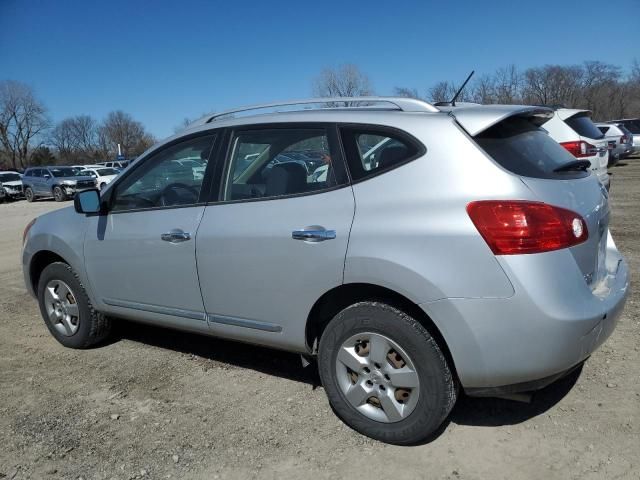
left=1, top=180, right=23, bottom=187
left=441, top=104, right=554, bottom=136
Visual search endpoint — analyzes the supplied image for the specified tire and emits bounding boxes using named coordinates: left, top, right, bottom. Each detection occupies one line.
left=25, top=187, right=34, bottom=202
left=53, top=185, right=66, bottom=202
left=318, top=301, right=457, bottom=445
left=37, top=262, right=112, bottom=348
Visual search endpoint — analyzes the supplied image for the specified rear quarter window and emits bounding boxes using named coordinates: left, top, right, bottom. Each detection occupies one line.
left=475, top=117, right=589, bottom=180
left=340, top=127, right=424, bottom=182
left=565, top=114, right=604, bottom=139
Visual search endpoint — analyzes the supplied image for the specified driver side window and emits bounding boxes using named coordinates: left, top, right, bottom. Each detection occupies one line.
left=111, top=134, right=215, bottom=212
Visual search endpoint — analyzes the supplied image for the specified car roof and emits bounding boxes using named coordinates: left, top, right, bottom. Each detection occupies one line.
left=172, top=97, right=553, bottom=140
left=554, top=108, right=592, bottom=120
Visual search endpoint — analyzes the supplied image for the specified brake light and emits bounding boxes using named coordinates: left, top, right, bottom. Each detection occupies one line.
left=560, top=140, right=595, bottom=158
left=467, top=201, right=588, bottom=255
left=620, top=135, right=628, bottom=144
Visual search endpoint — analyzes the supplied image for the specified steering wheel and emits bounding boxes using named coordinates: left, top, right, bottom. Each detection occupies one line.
left=159, top=183, right=199, bottom=207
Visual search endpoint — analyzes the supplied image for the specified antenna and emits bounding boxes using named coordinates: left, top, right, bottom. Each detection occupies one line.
left=434, top=70, right=475, bottom=107
left=451, top=70, right=474, bottom=106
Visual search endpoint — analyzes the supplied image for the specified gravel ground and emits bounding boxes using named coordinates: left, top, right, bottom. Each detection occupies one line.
left=1, top=159, right=638, bottom=480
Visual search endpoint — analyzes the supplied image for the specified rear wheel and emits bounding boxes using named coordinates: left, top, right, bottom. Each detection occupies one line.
left=24, top=187, right=34, bottom=202
left=318, top=302, right=457, bottom=445
left=37, top=262, right=112, bottom=348
left=53, top=186, right=66, bottom=202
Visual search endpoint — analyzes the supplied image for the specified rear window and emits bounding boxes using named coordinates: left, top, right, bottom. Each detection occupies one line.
left=475, top=117, right=589, bottom=180
left=620, top=120, right=640, bottom=134
left=565, top=114, right=604, bottom=139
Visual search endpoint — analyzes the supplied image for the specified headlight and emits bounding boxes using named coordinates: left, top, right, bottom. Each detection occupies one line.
left=62, top=180, right=76, bottom=186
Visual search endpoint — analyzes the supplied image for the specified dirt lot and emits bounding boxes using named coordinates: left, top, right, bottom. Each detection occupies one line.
left=1, top=159, right=638, bottom=480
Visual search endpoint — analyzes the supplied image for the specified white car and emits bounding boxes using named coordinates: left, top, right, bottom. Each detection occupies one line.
left=79, top=167, right=120, bottom=190
left=542, top=108, right=610, bottom=189
left=0, top=171, right=24, bottom=200
left=607, top=119, right=640, bottom=154
left=596, top=123, right=634, bottom=165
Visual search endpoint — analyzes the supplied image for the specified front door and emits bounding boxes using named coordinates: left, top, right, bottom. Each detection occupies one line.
left=196, top=125, right=355, bottom=351
left=84, top=133, right=218, bottom=328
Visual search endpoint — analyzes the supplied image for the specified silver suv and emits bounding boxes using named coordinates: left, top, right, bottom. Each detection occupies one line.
left=22, top=98, right=629, bottom=444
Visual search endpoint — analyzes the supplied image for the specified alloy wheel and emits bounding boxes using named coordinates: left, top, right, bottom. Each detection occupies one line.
left=44, top=279, right=80, bottom=336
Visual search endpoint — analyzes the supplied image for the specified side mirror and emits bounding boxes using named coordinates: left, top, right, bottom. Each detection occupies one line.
left=74, top=189, right=101, bottom=214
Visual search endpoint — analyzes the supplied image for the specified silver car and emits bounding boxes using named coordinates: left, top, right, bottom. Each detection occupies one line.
left=22, top=98, right=629, bottom=445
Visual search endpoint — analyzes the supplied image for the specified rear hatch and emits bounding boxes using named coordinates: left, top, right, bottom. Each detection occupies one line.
left=561, top=111, right=608, bottom=172
left=456, top=107, right=610, bottom=289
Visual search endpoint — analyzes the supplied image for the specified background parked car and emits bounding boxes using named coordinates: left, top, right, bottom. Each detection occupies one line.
left=0, top=171, right=24, bottom=200
left=78, top=166, right=120, bottom=189
left=596, top=123, right=634, bottom=165
left=607, top=119, right=639, bottom=154
left=542, top=108, right=610, bottom=189
left=22, top=166, right=97, bottom=202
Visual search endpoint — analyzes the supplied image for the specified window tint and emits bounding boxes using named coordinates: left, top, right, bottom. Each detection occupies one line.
left=620, top=120, right=640, bottom=134
left=565, top=114, right=604, bottom=139
left=97, top=168, right=119, bottom=176
left=341, top=128, right=420, bottom=181
left=111, top=134, right=215, bottom=212
left=224, top=128, right=344, bottom=201
left=475, top=117, right=589, bottom=180
left=33, top=169, right=43, bottom=177
left=598, top=126, right=610, bottom=134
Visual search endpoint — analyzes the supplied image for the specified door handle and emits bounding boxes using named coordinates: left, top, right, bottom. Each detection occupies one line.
left=161, top=229, right=191, bottom=243
left=292, top=228, right=336, bottom=242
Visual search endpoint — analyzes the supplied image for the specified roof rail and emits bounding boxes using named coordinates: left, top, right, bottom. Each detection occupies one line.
left=189, top=97, right=439, bottom=128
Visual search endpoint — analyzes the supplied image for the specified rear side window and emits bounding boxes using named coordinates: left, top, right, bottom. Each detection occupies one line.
left=475, top=117, right=589, bottom=180
left=598, top=126, right=610, bottom=134
left=340, top=127, right=422, bottom=182
left=565, top=114, right=604, bottom=139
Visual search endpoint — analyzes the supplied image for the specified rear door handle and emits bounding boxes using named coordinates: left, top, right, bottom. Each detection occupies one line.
left=161, top=229, right=191, bottom=243
left=292, top=228, right=336, bottom=242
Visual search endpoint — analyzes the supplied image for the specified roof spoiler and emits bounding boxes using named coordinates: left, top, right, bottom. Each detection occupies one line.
left=446, top=105, right=554, bottom=136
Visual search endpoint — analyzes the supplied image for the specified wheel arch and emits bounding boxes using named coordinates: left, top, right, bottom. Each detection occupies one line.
left=305, top=282, right=459, bottom=380
left=29, top=250, right=68, bottom=294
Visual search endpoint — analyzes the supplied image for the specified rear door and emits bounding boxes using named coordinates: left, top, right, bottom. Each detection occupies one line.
left=195, top=124, right=354, bottom=351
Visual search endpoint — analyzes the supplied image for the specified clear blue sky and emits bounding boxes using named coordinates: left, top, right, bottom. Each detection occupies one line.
left=1, top=0, right=638, bottom=139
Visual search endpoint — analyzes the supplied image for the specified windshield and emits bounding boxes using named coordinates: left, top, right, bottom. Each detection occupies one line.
left=475, top=116, right=589, bottom=180
left=0, top=173, right=21, bottom=182
left=97, top=168, right=119, bottom=176
left=621, top=120, right=640, bottom=134
left=565, top=113, right=604, bottom=139
left=50, top=168, right=79, bottom=178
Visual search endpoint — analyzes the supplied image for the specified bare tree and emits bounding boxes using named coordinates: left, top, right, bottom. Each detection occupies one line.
left=0, top=80, right=50, bottom=169
left=49, top=115, right=100, bottom=164
left=49, top=118, right=77, bottom=163
left=98, top=111, right=155, bottom=159
left=313, top=64, right=373, bottom=105
left=494, top=65, right=521, bottom=103
left=393, top=87, right=423, bottom=99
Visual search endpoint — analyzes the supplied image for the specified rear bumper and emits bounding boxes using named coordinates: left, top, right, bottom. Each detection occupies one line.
left=421, top=231, right=629, bottom=390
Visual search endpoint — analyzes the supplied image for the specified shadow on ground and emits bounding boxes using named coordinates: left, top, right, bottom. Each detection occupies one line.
left=112, top=319, right=581, bottom=440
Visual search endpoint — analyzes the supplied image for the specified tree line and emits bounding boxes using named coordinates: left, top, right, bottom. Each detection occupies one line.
left=0, top=80, right=155, bottom=171
left=2, top=59, right=638, bottom=170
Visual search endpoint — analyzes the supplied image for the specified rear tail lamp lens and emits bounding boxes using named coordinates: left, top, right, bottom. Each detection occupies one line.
left=467, top=201, right=588, bottom=255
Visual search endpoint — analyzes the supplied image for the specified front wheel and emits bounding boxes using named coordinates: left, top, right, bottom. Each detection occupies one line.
left=53, top=186, right=66, bottom=202
left=318, top=302, right=457, bottom=445
left=37, top=262, right=112, bottom=348
left=24, top=187, right=34, bottom=202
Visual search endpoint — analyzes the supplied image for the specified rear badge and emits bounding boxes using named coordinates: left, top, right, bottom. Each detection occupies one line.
left=572, top=218, right=584, bottom=238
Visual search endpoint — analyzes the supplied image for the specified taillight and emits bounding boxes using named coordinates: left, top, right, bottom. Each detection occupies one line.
left=467, top=201, right=588, bottom=255
left=620, top=135, right=627, bottom=144
left=23, top=218, right=36, bottom=245
left=560, top=140, right=595, bottom=158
